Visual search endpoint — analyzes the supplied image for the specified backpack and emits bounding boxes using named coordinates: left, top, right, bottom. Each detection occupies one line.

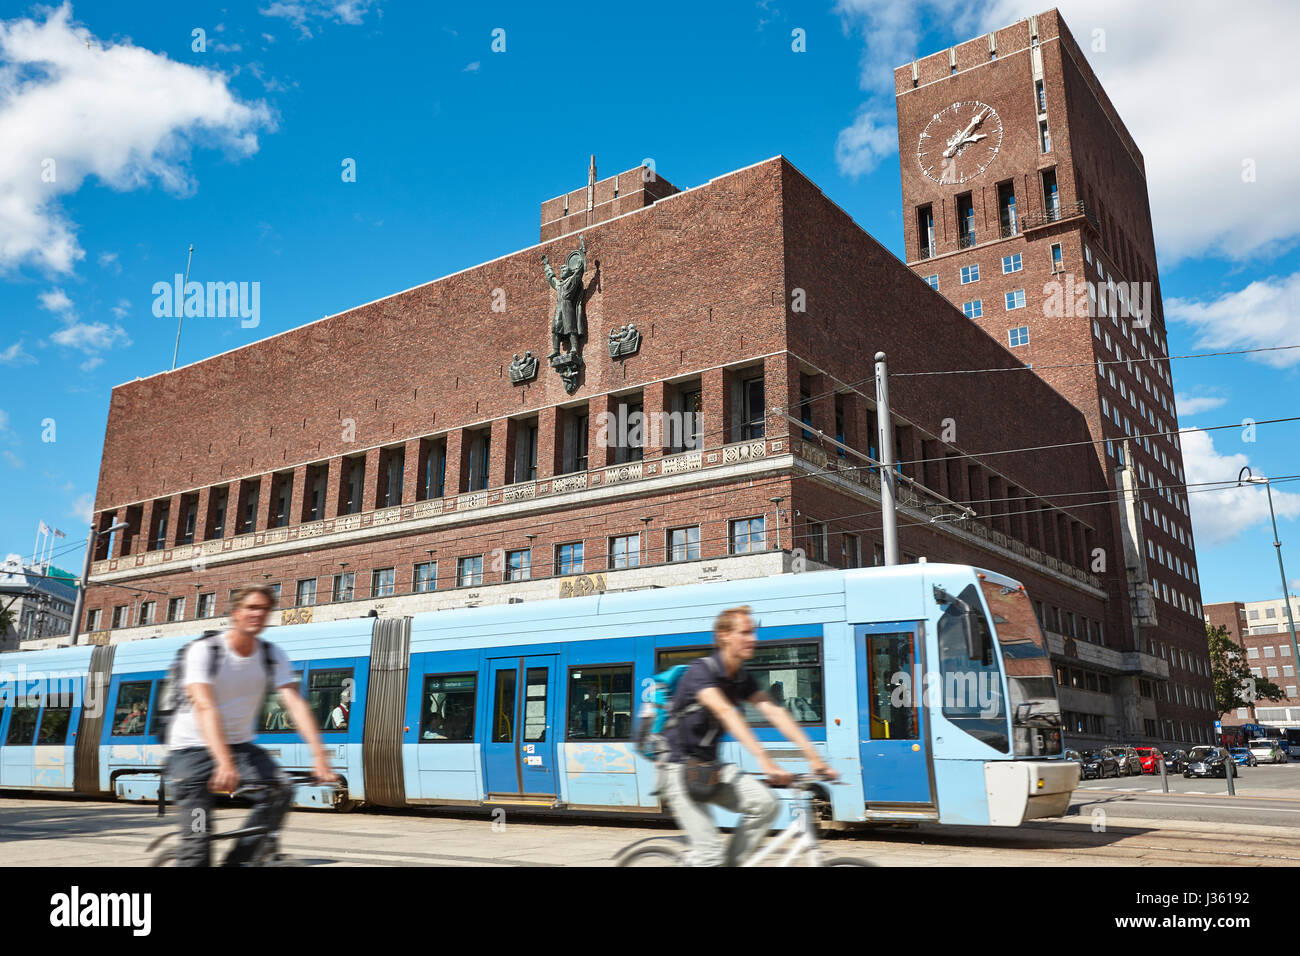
left=634, top=655, right=720, bottom=763
left=155, top=630, right=274, bottom=741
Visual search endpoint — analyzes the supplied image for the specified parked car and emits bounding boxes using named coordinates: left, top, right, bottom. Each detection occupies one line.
left=1248, top=738, right=1287, bottom=764
left=1078, top=749, right=1120, bottom=780
left=1132, top=746, right=1165, bottom=774
left=1228, top=748, right=1257, bottom=767
left=1105, top=746, right=1143, bottom=776
left=1162, top=749, right=1188, bottom=773
left=1184, top=746, right=1234, bottom=778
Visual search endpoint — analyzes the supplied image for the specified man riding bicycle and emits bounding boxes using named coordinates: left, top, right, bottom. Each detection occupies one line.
left=166, top=585, right=338, bottom=866
left=661, top=606, right=839, bottom=866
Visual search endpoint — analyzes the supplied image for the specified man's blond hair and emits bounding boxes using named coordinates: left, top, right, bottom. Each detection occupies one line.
left=228, top=584, right=278, bottom=614
left=713, top=605, right=753, bottom=645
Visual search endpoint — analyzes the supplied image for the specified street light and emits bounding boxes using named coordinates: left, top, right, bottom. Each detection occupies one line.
left=70, top=520, right=129, bottom=645
left=1238, top=467, right=1300, bottom=707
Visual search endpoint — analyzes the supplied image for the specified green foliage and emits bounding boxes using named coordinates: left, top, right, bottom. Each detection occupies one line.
left=1207, top=623, right=1283, bottom=714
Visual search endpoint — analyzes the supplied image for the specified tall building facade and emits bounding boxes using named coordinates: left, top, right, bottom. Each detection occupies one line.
left=1206, top=597, right=1300, bottom=728
left=895, top=10, right=1213, bottom=745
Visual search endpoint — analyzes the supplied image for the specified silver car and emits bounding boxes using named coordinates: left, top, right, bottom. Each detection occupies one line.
left=1248, top=738, right=1287, bottom=764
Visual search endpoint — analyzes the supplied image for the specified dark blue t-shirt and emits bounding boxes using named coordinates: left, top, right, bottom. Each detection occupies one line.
left=667, top=653, right=759, bottom=762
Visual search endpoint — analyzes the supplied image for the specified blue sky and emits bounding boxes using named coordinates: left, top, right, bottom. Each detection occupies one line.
left=1, top=0, right=1298, bottom=606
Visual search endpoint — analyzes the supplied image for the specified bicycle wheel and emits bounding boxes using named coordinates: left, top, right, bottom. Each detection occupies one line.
left=617, top=845, right=686, bottom=867
left=824, top=856, right=875, bottom=867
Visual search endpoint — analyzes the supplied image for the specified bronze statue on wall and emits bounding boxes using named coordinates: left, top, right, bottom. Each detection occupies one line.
left=542, top=234, right=590, bottom=393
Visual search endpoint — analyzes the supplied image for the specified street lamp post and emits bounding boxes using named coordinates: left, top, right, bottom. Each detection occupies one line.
left=1238, top=467, right=1300, bottom=705
left=70, top=520, right=129, bottom=646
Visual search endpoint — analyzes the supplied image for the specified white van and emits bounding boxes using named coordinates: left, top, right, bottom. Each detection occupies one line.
left=1248, top=738, right=1287, bottom=764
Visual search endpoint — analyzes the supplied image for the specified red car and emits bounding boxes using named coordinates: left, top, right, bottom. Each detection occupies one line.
left=1133, top=747, right=1165, bottom=773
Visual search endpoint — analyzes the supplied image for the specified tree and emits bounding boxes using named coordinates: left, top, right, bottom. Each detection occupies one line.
left=1208, top=623, right=1283, bottom=715
left=0, top=606, right=14, bottom=649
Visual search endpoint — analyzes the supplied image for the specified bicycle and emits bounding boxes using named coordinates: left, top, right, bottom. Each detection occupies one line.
left=615, top=773, right=874, bottom=867
left=147, top=783, right=293, bottom=867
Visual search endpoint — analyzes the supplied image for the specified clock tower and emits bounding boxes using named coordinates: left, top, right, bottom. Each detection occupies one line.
left=895, top=11, right=1211, bottom=750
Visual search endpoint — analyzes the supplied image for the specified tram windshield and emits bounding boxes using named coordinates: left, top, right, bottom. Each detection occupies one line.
left=979, top=578, right=1063, bottom=757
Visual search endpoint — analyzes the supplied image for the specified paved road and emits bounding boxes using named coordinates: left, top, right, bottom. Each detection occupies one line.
left=3, top=792, right=1299, bottom=866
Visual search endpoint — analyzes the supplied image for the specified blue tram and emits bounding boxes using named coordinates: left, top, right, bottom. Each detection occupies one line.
left=0, top=564, right=1078, bottom=826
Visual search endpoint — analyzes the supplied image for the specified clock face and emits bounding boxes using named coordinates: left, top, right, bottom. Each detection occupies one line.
left=918, top=101, right=1003, bottom=185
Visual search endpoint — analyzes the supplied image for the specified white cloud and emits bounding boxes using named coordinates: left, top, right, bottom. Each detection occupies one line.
left=2, top=450, right=22, bottom=469
left=1181, top=427, right=1300, bottom=547
left=0, top=409, right=9, bottom=433
left=835, top=107, right=900, bottom=177
left=833, top=0, right=1300, bottom=264
left=0, top=4, right=272, bottom=275
left=260, top=0, right=382, bottom=37
left=97, top=250, right=119, bottom=272
left=70, top=492, right=94, bottom=523
left=79, top=356, right=103, bottom=371
left=111, top=299, right=130, bottom=319
left=1167, top=272, right=1300, bottom=369
left=1175, top=393, right=1229, bottom=416
left=50, top=321, right=130, bottom=353
left=0, top=341, right=35, bottom=365
left=38, top=288, right=74, bottom=316
left=463, top=61, right=480, bottom=73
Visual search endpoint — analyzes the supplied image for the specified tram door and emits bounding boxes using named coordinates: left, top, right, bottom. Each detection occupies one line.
left=483, top=657, right=558, bottom=800
left=855, top=624, right=932, bottom=805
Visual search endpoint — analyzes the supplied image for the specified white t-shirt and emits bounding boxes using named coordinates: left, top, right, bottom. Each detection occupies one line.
left=167, top=636, right=296, bottom=750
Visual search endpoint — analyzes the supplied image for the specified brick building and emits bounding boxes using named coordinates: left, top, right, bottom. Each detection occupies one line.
left=894, top=9, right=1213, bottom=746
left=1206, top=598, right=1300, bottom=728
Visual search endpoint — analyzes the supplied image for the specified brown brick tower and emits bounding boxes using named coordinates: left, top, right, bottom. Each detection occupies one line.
left=895, top=9, right=1211, bottom=745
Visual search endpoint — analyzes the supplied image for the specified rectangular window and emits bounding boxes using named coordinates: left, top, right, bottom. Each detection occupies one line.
left=956, top=193, right=975, bottom=247
left=506, top=549, right=531, bottom=581
left=260, top=670, right=303, bottom=733
left=86, top=608, right=101, bottom=632
left=138, top=601, right=155, bottom=626
left=467, top=430, right=491, bottom=492
left=841, top=533, right=861, bottom=568
left=1001, top=253, right=1022, bottom=274
left=1043, top=169, right=1059, bottom=218
left=5, top=698, right=40, bottom=745
left=667, top=526, right=700, bottom=563
left=380, top=447, right=405, bottom=508
left=413, top=561, right=437, bottom=593
left=523, top=668, right=549, bottom=742
left=342, top=458, right=364, bottom=516
left=167, top=597, right=185, bottom=623
left=1035, top=78, right=1046, bottom=112
left=111, top=681, right=152, bottom=737
left=1005, top=289, right=1026, bottom=310
left=613, top=400, right=644, bottom=464
left=1008, top=326, right=1029, bottom=347
left=997, top=180, right=1017, bottom=236
left=561, top=409, right=589, bottom=475
left=610, top=534, right=640, bottom=570
left=923, top=274, right=939, bottom=291
left=567, top=665, right=633, bottom=740
left=421, top=674, right=477, bottom=741
left=332, top=572, right=355, bottom=603
left=730, top=516, right=766, bottom=554
left=741, top=641, right=824, bottom=725
left=805, top=520, right=826, bottom=563
left=309, top=668, right=354, bottom=730
left=458, top=556, right=483, bottom=587
left=962, top=299, right=983, bottom=319
left=211, top=487, right=228, bottom=538
left=960, top=264, right=980, bottom=284
left=1039, top=119, right=1051, bottom=153
left=296, top=578, right=317, bottom=606
left=675, top=386, right=702, bottom=452
left=556, top=542, right=584, bottom=575
left=37, top=701, right=72, bottom=745
left=306, top=465, right=327, bottom=522
left=371, top=567, right=395, bottom=597
left=424, top=438, right=448, bottom=499
left=110, top=605, right=125, bottom=628
left=916, top=205, right=934, bottom=258
left=740, top=375, right=765, bottom=440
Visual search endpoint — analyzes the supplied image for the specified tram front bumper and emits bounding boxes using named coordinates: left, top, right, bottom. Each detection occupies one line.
left=983, top=760, right=1079, bottom=826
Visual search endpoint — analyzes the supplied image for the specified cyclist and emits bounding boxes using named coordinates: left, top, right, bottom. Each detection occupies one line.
left=661, top=605, right=839, bottom=866
left=167, top=585, right=338, bottom=866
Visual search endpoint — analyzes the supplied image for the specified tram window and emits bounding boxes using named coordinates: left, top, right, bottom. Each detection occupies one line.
left=36, top=705, right=72, bottom=745
left=421, top=674, right=477, bottom=741
left=148, top=679, right=171, bottom=736
left=260, top=671, right=302, bottom=733
left=111, top=681, right=152, bottom=736
left=866, top=633, right=917, bottom=739
left=523, top=668, right=548, bottom=743
left=656, top=646, right=713, bottom=671
left=567, top=665, right=633, bottom=740
left=742, top=642, right=824, bottom=724
left=937, top=583, right=1008, bottom=752
left=491, top=669, right=517, bottom=742
left=5, top=698, right=40, bottom=745
left=308, top=668, right=354, bottom=731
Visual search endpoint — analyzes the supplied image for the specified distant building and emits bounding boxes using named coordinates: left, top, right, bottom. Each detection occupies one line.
left=0, top=554, right=79, bottom=651
left=1206, top=597, right=1300, bottom=728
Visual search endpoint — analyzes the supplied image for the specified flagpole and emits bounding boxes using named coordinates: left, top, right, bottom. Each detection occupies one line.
left=171, top=243, right=194, bottom=372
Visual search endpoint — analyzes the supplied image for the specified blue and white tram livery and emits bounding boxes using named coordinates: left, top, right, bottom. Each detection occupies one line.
left=0, top=564, right=1078, bottom=827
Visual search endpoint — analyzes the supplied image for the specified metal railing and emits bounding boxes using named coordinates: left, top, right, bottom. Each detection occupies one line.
left=1020, top=200, right=1097, bottom=232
